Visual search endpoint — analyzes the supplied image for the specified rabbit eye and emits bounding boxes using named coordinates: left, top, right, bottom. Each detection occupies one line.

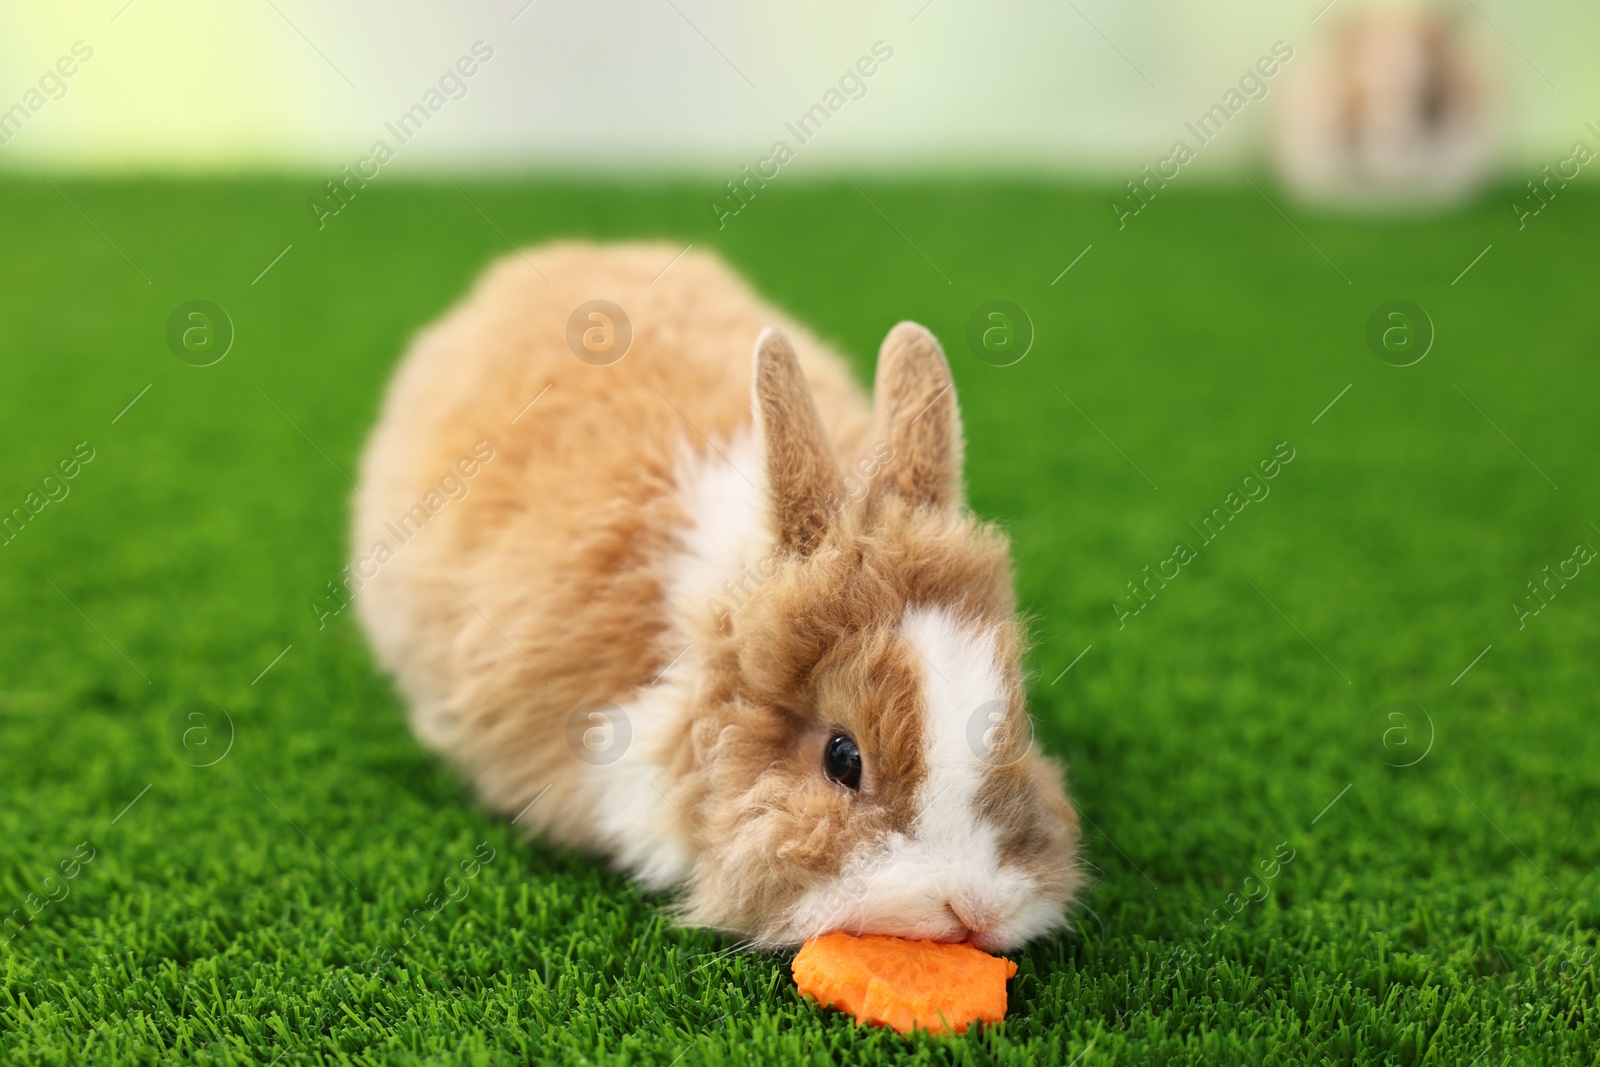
left=823, top=733, right=862, bottom=791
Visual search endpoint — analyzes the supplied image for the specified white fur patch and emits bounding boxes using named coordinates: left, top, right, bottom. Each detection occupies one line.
left=664, top=433, right=769, bottom=625
left=778, top=605, right=1064, bottom=950
left=587, top=680, right=697, bottom=890
left=585, top=435, right=769, bottom=891
left=900, top=605, right=1006, bottom=862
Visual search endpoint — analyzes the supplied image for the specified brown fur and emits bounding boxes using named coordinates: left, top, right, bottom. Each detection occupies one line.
left=353, top=242, right=1081, bottom=948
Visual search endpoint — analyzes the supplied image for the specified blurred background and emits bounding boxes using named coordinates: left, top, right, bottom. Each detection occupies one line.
left=2, top=0, right=1593, bottom=183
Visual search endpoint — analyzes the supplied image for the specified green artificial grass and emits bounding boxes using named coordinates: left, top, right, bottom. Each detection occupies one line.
left=1, top=172, right=1597, bottom=1066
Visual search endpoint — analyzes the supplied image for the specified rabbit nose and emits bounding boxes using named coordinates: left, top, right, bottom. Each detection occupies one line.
left=946, top=898, right=995, bottom=935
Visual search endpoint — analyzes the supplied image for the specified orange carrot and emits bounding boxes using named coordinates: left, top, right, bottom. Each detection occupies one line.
left=791, top=931, right=1019, bottom=1035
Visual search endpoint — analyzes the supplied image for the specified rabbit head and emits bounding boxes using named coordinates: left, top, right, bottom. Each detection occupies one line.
left=671, top=323, right=1083, bottom=952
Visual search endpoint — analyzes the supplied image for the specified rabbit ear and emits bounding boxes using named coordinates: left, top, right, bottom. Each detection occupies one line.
left=871, top=322, right=964, bottom=510
left=753, top=328, right=843, bottom=554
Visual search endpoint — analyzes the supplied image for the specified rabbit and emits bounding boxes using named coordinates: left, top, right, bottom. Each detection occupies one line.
left=351, top=242, right=1082, bottom=951
left=1272, top=6, right=1498, bottom=209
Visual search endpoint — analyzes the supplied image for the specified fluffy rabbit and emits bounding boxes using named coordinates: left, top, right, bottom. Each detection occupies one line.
left=1273, top=7, right=1497, bottom=209
left=352, top=243, right=1082, bottom=950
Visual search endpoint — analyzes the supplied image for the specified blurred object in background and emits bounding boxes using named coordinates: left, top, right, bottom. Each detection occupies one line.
left=1273, top=5, right=1500, bottom=211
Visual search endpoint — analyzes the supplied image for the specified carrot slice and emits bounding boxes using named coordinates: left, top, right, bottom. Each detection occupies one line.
left=792, top=931, right=1019, bottom=1035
